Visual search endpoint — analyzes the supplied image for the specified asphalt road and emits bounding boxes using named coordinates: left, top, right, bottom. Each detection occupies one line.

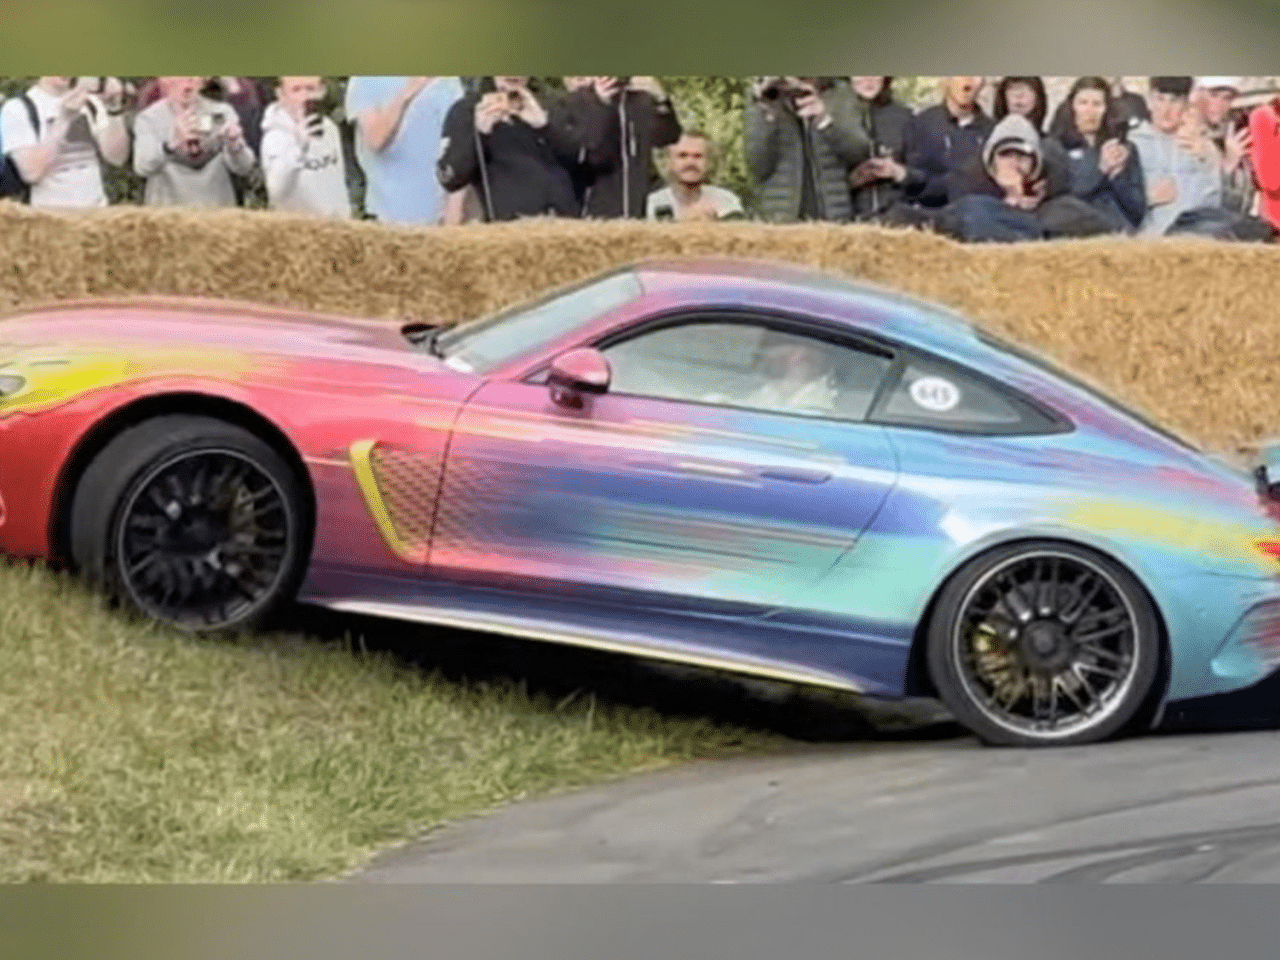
left=353, top=727, right=1280, bottom=883
left=353, top=702, right=1280, bottom=884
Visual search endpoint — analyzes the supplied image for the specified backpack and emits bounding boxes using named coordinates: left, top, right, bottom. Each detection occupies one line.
left=0, top=94, right=39, bottom=202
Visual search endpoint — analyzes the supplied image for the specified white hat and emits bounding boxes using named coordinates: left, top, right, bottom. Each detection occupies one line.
left=1197, top=76, right=1242, bottom=91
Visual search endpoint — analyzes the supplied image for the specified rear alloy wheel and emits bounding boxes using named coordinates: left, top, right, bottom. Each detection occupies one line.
left=926, top=541, right=1161, bottom=747
left=70, top=415, right=307, bottom=633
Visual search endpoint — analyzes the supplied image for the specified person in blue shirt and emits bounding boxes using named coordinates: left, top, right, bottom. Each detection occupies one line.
left=344, top=76, right=465, bottom=225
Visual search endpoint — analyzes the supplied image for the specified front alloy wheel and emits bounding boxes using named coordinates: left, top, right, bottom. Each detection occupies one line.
left=70, top=415, right=307, bottom=633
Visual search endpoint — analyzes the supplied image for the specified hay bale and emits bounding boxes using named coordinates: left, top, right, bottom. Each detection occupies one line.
left=2, top=201, right=1280, bottom=456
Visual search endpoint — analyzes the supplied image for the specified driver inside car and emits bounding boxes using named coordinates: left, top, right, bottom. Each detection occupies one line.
left=738, top=330, right=840, bottom=415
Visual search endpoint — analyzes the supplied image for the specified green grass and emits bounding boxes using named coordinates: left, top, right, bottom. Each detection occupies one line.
left=0, top=558, right=779, bottom=882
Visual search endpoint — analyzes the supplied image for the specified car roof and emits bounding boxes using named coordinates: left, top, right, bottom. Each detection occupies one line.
left=625, top=256, right=982, bottom=355
left=620, top=257, right=1209, bottom=460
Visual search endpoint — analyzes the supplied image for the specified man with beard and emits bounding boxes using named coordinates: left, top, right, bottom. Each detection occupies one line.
left=646, top=130, right=744, bottom=220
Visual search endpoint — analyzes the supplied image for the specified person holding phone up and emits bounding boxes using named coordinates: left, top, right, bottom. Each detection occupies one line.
left=437, top=77, right=581, bottom=222
left=743, top=76, right=869, bottom=223
left=259, top=76, right=352, bottom=219
left=0, top=75, right=130, bottom=208
left=133, top=76, right=256, bottom=208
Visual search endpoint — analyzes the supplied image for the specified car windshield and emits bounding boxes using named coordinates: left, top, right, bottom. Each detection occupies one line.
left=428, top=269, right=645, bottom=373
left=976, top=329, right=1201, bottom=452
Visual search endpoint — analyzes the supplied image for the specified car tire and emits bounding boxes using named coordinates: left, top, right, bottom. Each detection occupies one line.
left=925, top=540, right=1161, bottom=748
left=69, top=414, right=308, bottom=634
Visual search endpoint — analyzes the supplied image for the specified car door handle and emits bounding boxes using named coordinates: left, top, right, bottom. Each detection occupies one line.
left=758, top=467, right=833, bottom=484
left=625, top=458, right=832, bottom=484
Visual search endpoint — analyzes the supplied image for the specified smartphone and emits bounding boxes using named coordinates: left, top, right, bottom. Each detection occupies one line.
left=303, top=99, right=325, bottom=135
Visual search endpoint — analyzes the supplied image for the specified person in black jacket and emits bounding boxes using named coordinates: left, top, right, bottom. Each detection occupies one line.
left=846, top=76, right=913, bottom=222
left=437, top=76, right=580, bottom=222
left=880, top=76, right=992, bottom=229
left=558, top=76, right=682, bottom=218
left=1047, top=75, right=1147, bottom=233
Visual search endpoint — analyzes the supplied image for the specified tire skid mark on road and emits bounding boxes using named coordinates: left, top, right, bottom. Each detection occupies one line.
left=822, top=773, right=1280, bottom=884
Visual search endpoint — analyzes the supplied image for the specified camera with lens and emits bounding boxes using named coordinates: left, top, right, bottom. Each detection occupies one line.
left=758, top=76, right=828, bottom=107
left=200, top=77, right=226, bottom=102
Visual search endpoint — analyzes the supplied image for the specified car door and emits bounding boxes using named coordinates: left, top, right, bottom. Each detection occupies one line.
left=429, top=311, right=902, bottom=617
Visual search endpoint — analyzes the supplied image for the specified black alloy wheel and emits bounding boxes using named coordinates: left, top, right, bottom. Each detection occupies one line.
left=926, top=541, right=1160, bottom=747
left=70, top=415, right=308, bottom=632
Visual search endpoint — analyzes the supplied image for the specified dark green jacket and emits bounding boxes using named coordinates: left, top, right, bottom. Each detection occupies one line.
left=743, top=80, right=870, bottom=222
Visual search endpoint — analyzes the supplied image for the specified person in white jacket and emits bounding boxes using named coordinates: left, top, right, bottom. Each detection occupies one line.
left=260, top=77, right=353, bottom=219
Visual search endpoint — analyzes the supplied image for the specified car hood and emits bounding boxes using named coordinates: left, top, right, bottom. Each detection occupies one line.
left=0, top=295, right=444, bottom=368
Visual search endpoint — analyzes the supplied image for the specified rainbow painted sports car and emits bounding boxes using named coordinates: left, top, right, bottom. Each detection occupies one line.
left=4, top=257, right=1280, bottom=747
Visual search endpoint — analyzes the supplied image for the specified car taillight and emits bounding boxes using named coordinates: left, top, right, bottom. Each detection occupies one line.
left=1256, top=540, right=1280, bottom=562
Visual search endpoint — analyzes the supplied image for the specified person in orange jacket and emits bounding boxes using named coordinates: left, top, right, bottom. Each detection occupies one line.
left=1251, top=96, right=1280, bottom=230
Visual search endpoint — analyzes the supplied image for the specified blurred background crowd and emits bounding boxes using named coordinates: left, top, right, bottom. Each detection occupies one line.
left=2, top=74, right=1279, bottom=243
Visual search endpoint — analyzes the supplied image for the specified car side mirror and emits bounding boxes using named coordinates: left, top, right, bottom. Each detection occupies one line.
left=547, top=347, right=611, bottom=409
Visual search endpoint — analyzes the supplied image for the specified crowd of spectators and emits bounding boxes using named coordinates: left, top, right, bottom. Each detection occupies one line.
left=2, top=74, right=1278, bottom=243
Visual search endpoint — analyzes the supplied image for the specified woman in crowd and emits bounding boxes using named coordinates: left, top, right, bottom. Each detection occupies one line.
left=1048, top=75, right=1147, bottom=233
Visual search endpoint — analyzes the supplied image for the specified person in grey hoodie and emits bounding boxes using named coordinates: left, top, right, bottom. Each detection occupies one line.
left=1127, top=76, right=1223, bottom=237
left=937, top=113, right=1055, bottom=241
left=133, top=75, right=257, bottom=208
left=939, top=112, right=1117, bottom=242
left=260, top=77, right=353, bottom=219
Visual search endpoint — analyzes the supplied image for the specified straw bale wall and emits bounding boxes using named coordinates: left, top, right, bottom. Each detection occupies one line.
left=2, top=201, right=1278, bottom=457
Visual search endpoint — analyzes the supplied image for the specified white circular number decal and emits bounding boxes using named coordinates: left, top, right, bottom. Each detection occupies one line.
left=909, top=376, right=961, bottom=412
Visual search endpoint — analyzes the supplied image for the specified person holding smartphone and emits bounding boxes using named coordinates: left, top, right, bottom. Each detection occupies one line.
left=560, top=76, right=682, bottom=219
left=1192, top=77, right=1256, bottom=218
left=437, top=76, right=581, bottom=222
left=259, top=76, right=352, bottom=219
left=744, top=76, right=868, bottom=223
left=133, top=75, right=256, bottom=208
left=845, top=76, right=913, bottom=222
left=0, top=75, right=130, bottom=208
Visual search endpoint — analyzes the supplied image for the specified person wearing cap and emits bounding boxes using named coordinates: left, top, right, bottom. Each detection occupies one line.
left=1127, top=76, right=1223, bottom=237
left=1192, top=76, right=1255, bottom=217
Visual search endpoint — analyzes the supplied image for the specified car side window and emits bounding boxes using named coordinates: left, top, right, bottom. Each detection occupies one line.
left=872, top=356, right=1053, bottom=433
left=600, top=319, right=893, bottom=421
